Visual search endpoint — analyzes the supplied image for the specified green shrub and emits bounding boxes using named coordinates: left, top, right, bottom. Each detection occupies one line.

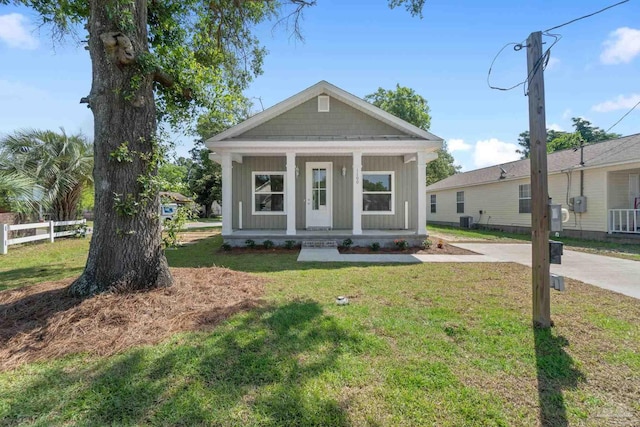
left=222, top=242, right=232, bottom=251
left=263, top=240, right=274, bottom=249
left=422, top=239, right=432, bottom=249
left=284, top=240, right=296, bottom=250
left=342, top=238, right=353, bottom=248
left=245, top=239, right=256, bottom=249
left=370, top=242, right=380, bottom=251
left=394, top=239, right=409, bottom=250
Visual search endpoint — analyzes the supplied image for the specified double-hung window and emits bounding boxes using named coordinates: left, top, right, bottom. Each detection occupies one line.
left=456, top=191, right=464, bottom=213
left=519, top=184, right=532, bottom=214
left=362, top=172, right=394, bottom=214
left=430, top=194, right=437, bottom=213
left=252, top=172, right=285, bottom=214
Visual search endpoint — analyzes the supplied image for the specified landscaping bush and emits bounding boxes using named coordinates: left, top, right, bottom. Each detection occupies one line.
left=393, top=239, right=409, bottom=250
left=370, top=242, right=380, bottom=251
left=284, top=240, right=296, bottom=250
left=263, top=240, right=274, bottom=249
left=245, top=239, right=256, bottom=249
left=342, top=238, right=353, bottom=249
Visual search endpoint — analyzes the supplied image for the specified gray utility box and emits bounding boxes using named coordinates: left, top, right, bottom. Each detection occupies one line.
left=550, top=274, right=565, bottom=291
left=460, top=216, right=474, bottom=229
left=569, top=196, right=587, bottom=213
left=549, top=240, right=563, bottom=264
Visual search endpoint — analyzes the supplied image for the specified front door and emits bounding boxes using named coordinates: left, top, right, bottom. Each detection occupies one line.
left=306, top=162, right=332, bottom=228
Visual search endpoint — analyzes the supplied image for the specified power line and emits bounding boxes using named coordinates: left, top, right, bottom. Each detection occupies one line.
left=605, top=98, right=640, bottom=133
left=544, top=0, right=629, bottom=33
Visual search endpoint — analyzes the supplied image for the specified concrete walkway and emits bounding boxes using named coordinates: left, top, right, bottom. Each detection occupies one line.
left=297, top=244, right=640, bottom=299
left=453, top=243, right=640, bottom=300
left=297, top=248, right=496, bottom=263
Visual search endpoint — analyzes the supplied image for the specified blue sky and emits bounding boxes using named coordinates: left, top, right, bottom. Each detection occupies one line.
left=1, top=0, right=639, bottom=171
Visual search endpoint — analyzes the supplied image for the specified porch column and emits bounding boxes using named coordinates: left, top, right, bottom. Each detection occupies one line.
left=286, top=152, right=296, bottom=235
left=417, top=151, right=427, bottom=235
left=221, top=152, right=233, bottom=236
left=352, top=151, right=362, bottom=235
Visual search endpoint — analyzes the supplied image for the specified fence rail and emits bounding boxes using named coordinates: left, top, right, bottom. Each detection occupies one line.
left=1, top=219, right=87, bottom=254
left=608, top=209, right=640, bottom=234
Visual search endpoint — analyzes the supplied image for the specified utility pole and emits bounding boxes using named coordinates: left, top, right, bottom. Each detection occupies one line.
left=527, top=31, right=551, bottom=328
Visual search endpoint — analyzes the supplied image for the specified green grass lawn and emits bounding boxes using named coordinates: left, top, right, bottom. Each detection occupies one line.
left=1, top=232, right=639, bottom=426
left=428, top=224, right=640, bottom=261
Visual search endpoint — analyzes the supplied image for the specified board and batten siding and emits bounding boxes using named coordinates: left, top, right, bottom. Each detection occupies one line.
left=232, top=156, right=286, bottom=230
left=362, top=156, right=417, bottom=230
left=427, top=162, right=640, bottom=233
left=237, top=96, right=408, bottom=139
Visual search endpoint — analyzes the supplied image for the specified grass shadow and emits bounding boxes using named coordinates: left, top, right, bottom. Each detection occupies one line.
left=1, top=300, right=358, bottom=425
left=0, top=265, right=83, bottom=291
left=534, top=326, right=586, bottom=426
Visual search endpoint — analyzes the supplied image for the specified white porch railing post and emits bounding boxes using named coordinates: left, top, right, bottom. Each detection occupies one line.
left=1, top=224, right=7, bottom=255
left=286, top=152, right=296, bottom=235
left=49, top=221, right=55, bottom=243
left=352, top=151, right=362, bottom=235
left=417, top=151, right=427, bottom=235
left=221, top=152, right=233, bottom=236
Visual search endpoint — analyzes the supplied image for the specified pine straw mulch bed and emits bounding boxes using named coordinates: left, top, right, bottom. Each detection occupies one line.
left=0, top=267, right=265, bottom=372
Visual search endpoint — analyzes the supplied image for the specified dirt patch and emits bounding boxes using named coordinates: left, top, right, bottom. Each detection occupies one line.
left=339, top=243, right=477, bottom=255
left=0, top=267, right=265, bottom=371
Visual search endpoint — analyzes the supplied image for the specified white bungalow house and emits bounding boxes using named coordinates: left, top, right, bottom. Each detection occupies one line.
left=205, top=81, right=443, bottom=246
left=426, top=134, right=640, bottom=240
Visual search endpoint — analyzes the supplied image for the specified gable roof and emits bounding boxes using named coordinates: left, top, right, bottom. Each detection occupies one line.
left=427, top=133, right=640, bottom=192
left=207, top=80, right=443, bottom=143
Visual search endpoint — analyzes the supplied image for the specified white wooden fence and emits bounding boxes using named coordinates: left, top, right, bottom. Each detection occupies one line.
left=608, top=209, right=640, bottom=234
left=1, top=219, right=87, bottom=255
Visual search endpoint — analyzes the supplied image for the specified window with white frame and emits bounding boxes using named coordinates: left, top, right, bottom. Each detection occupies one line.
left=456, top=191, right=464, bottom=213
left=362, top=172, right=394, bottom=214
left=252, top=172, right=285, bottom=214
left=430, top=194, right=437, bottom=213
left=519, top=183, right=531, bottom=214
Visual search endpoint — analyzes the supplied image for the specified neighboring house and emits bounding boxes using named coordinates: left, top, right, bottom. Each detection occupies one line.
left=205, top=81, right=443, bottom=246
left=159, top=191, right=193, bottom=207
left=426, top=134, right=640, bottom=240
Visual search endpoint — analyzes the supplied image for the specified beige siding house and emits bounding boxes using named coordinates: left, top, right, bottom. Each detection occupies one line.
left=426, top=134, right=640, bottom=240
left=206, top=81, right=443, bottom=246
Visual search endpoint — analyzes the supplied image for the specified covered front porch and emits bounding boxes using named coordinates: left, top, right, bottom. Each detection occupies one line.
left=608, top=168, right=640, bottom=234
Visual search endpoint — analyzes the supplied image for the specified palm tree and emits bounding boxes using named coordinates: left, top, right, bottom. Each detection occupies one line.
left=0, top=129, right=93, bottom=221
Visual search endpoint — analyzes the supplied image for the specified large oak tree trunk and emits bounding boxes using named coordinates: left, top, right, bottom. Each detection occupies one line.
left=70, top=0, right=172, bottom=296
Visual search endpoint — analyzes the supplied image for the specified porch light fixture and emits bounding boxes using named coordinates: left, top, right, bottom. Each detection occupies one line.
left=341, top=166, right=346, bottom=177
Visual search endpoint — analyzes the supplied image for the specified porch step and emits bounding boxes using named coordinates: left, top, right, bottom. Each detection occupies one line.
left=302, top=240, right=338, bottom=249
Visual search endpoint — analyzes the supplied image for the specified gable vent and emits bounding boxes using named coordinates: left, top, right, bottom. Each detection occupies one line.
left=318, top=95, right=330, bottom=112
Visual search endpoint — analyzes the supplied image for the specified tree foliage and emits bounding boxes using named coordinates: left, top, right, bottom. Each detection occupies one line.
left=365, top=84, right=431, bottom=131
left=0, top=129, right=93, bottom=220
left=517, top=118, right=621, bottom=159
left=365, top=84, right=459, bottom=184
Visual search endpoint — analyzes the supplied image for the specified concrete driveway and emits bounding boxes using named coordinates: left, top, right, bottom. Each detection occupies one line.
left=453, top=243, right=640, bottom=299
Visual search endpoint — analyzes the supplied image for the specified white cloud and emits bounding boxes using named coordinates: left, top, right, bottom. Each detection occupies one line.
left=0, top=13, right=39, bottom=49
left=473, top=138, right=520, bottom=169
left=548, top=123, right=564, bottom=132
left=600, top=27, right=640, bottom=64
left=592, top=93, right=640, bottom=112
left=562, top=109, right=572, bottom=120
left=447, top=138, right=472, bottom=152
